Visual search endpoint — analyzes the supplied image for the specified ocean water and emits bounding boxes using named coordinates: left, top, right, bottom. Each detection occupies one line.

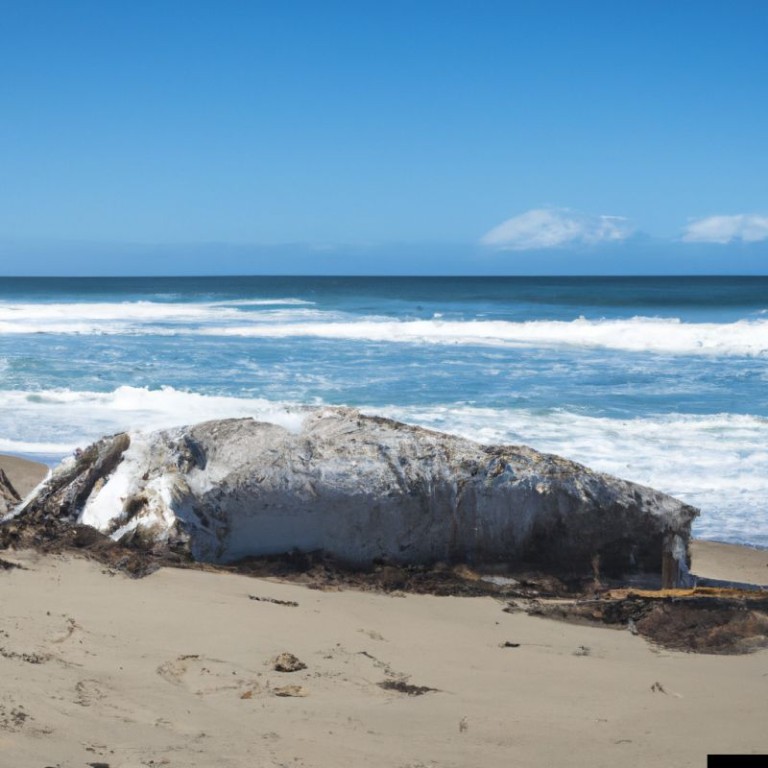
left=0, top=275, right=766, bottom=547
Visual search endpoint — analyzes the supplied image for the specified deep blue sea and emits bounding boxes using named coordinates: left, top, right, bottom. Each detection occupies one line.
left=1, top=275, right=766, bottom=546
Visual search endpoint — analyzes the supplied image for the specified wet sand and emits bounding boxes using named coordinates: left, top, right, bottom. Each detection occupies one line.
left=0, top=454, right=766, bottom=766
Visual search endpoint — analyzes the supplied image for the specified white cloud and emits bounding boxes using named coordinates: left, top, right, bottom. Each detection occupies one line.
left=682, top=214, right=768, bottom=244
left=481, top=208, right=633, bottom=250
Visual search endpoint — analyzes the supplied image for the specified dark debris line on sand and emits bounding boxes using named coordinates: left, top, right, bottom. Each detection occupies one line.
left=2, top=509, right=768, bottom=655
left=378, top=680, right=439, bottom=696
left=523, top=590, right=768, bottom=655
left=249, top=594, right=299, bottom=607
left=2, top=507, right=768, bottom=654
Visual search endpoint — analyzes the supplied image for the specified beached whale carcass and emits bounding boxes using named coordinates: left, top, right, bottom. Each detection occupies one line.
left=0, top=469, right=20, bottom=517
left=16, top=408, right=698, bottom=576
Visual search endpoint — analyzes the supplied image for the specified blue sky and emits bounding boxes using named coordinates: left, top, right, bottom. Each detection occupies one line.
left=1, top=0, right=767, bottom=274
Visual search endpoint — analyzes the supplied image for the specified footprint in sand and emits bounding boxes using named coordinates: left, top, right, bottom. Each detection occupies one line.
left=156, top=654, right=260, bottom=697
left=50, top=616, right=80, bottom=644
left=74, top=679, right=107, bottom=707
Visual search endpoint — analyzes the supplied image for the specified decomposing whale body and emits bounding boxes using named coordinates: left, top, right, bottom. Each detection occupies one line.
left=15, top=409, right=698, bottom=577
left=0, top=469, right=20, bottom=517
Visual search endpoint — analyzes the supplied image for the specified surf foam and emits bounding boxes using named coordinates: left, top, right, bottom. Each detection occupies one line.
left=0, top=386, right=306, bottom=458
left=1, top=298, right=767, bottom=356
left=0, top=299, right=328, bottom=335
left=202, top=316, right=768, bottom=357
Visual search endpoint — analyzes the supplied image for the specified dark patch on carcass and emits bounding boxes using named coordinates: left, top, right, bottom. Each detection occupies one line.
left=122, top=494, right=148, bottom=518
left=176, top=434, right=207, bottom=472
left=16, top=433, right=130, bottom=526
left=0, top=469, right=20, bottom=503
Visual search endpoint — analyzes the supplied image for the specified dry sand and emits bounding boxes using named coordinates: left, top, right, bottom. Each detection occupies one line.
left=0, top=454, right=48, bottom=498
left=0, top=454, right=766, bottom=767
left=691, top=540, right=768, bottom=586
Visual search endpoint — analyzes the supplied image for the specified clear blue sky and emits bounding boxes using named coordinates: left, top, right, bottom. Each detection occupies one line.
left=1, top=0, right=767, bottom=274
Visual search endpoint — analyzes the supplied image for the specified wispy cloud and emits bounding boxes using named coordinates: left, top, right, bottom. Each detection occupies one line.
left=682, top=214, right=768, bottom=244
left=480, top=208, right=633, bottom=250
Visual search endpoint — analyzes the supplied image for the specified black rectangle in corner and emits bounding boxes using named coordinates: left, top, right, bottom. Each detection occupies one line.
left=708, top=756, right=768, bottom=767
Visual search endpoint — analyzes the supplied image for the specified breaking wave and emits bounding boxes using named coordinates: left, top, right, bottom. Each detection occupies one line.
left=0, top=386, right=306, bottom=458
left=202, top=316, right=768, bottom=356
left=0, top=299, right=329, bottom=335
left=0, top=298, right=766, bottom=356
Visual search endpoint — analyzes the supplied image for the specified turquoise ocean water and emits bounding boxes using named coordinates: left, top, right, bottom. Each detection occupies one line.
left=0, top=275, right=766, bottom=546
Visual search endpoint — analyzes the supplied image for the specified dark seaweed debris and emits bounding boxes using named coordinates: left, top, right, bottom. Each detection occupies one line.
left=378, top=680, right=438, bottom=696
left=526, top=590, right=768, bottom=654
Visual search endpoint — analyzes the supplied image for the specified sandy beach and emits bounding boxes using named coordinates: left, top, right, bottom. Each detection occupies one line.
left=4, top=3, right=767, bottom=764
left=0, top=454, right=49, bottom=499
left=1, top=454, right=766, bottom=767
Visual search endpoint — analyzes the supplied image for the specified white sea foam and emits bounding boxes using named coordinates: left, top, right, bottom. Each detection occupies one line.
left=203, top=316, right=768, bottom=356
left=207, top=298, right=315, bottom=306
left=0, top=299, right=327, bottom=335
left=0, top=386, right=306, bottom=457
left=0, top=299, right=767, bottom=356
left=0, top=437, right=76, bottom=456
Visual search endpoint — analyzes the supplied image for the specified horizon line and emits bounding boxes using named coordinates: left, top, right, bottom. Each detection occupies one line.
left=1, top=273, right=767, bottom=279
